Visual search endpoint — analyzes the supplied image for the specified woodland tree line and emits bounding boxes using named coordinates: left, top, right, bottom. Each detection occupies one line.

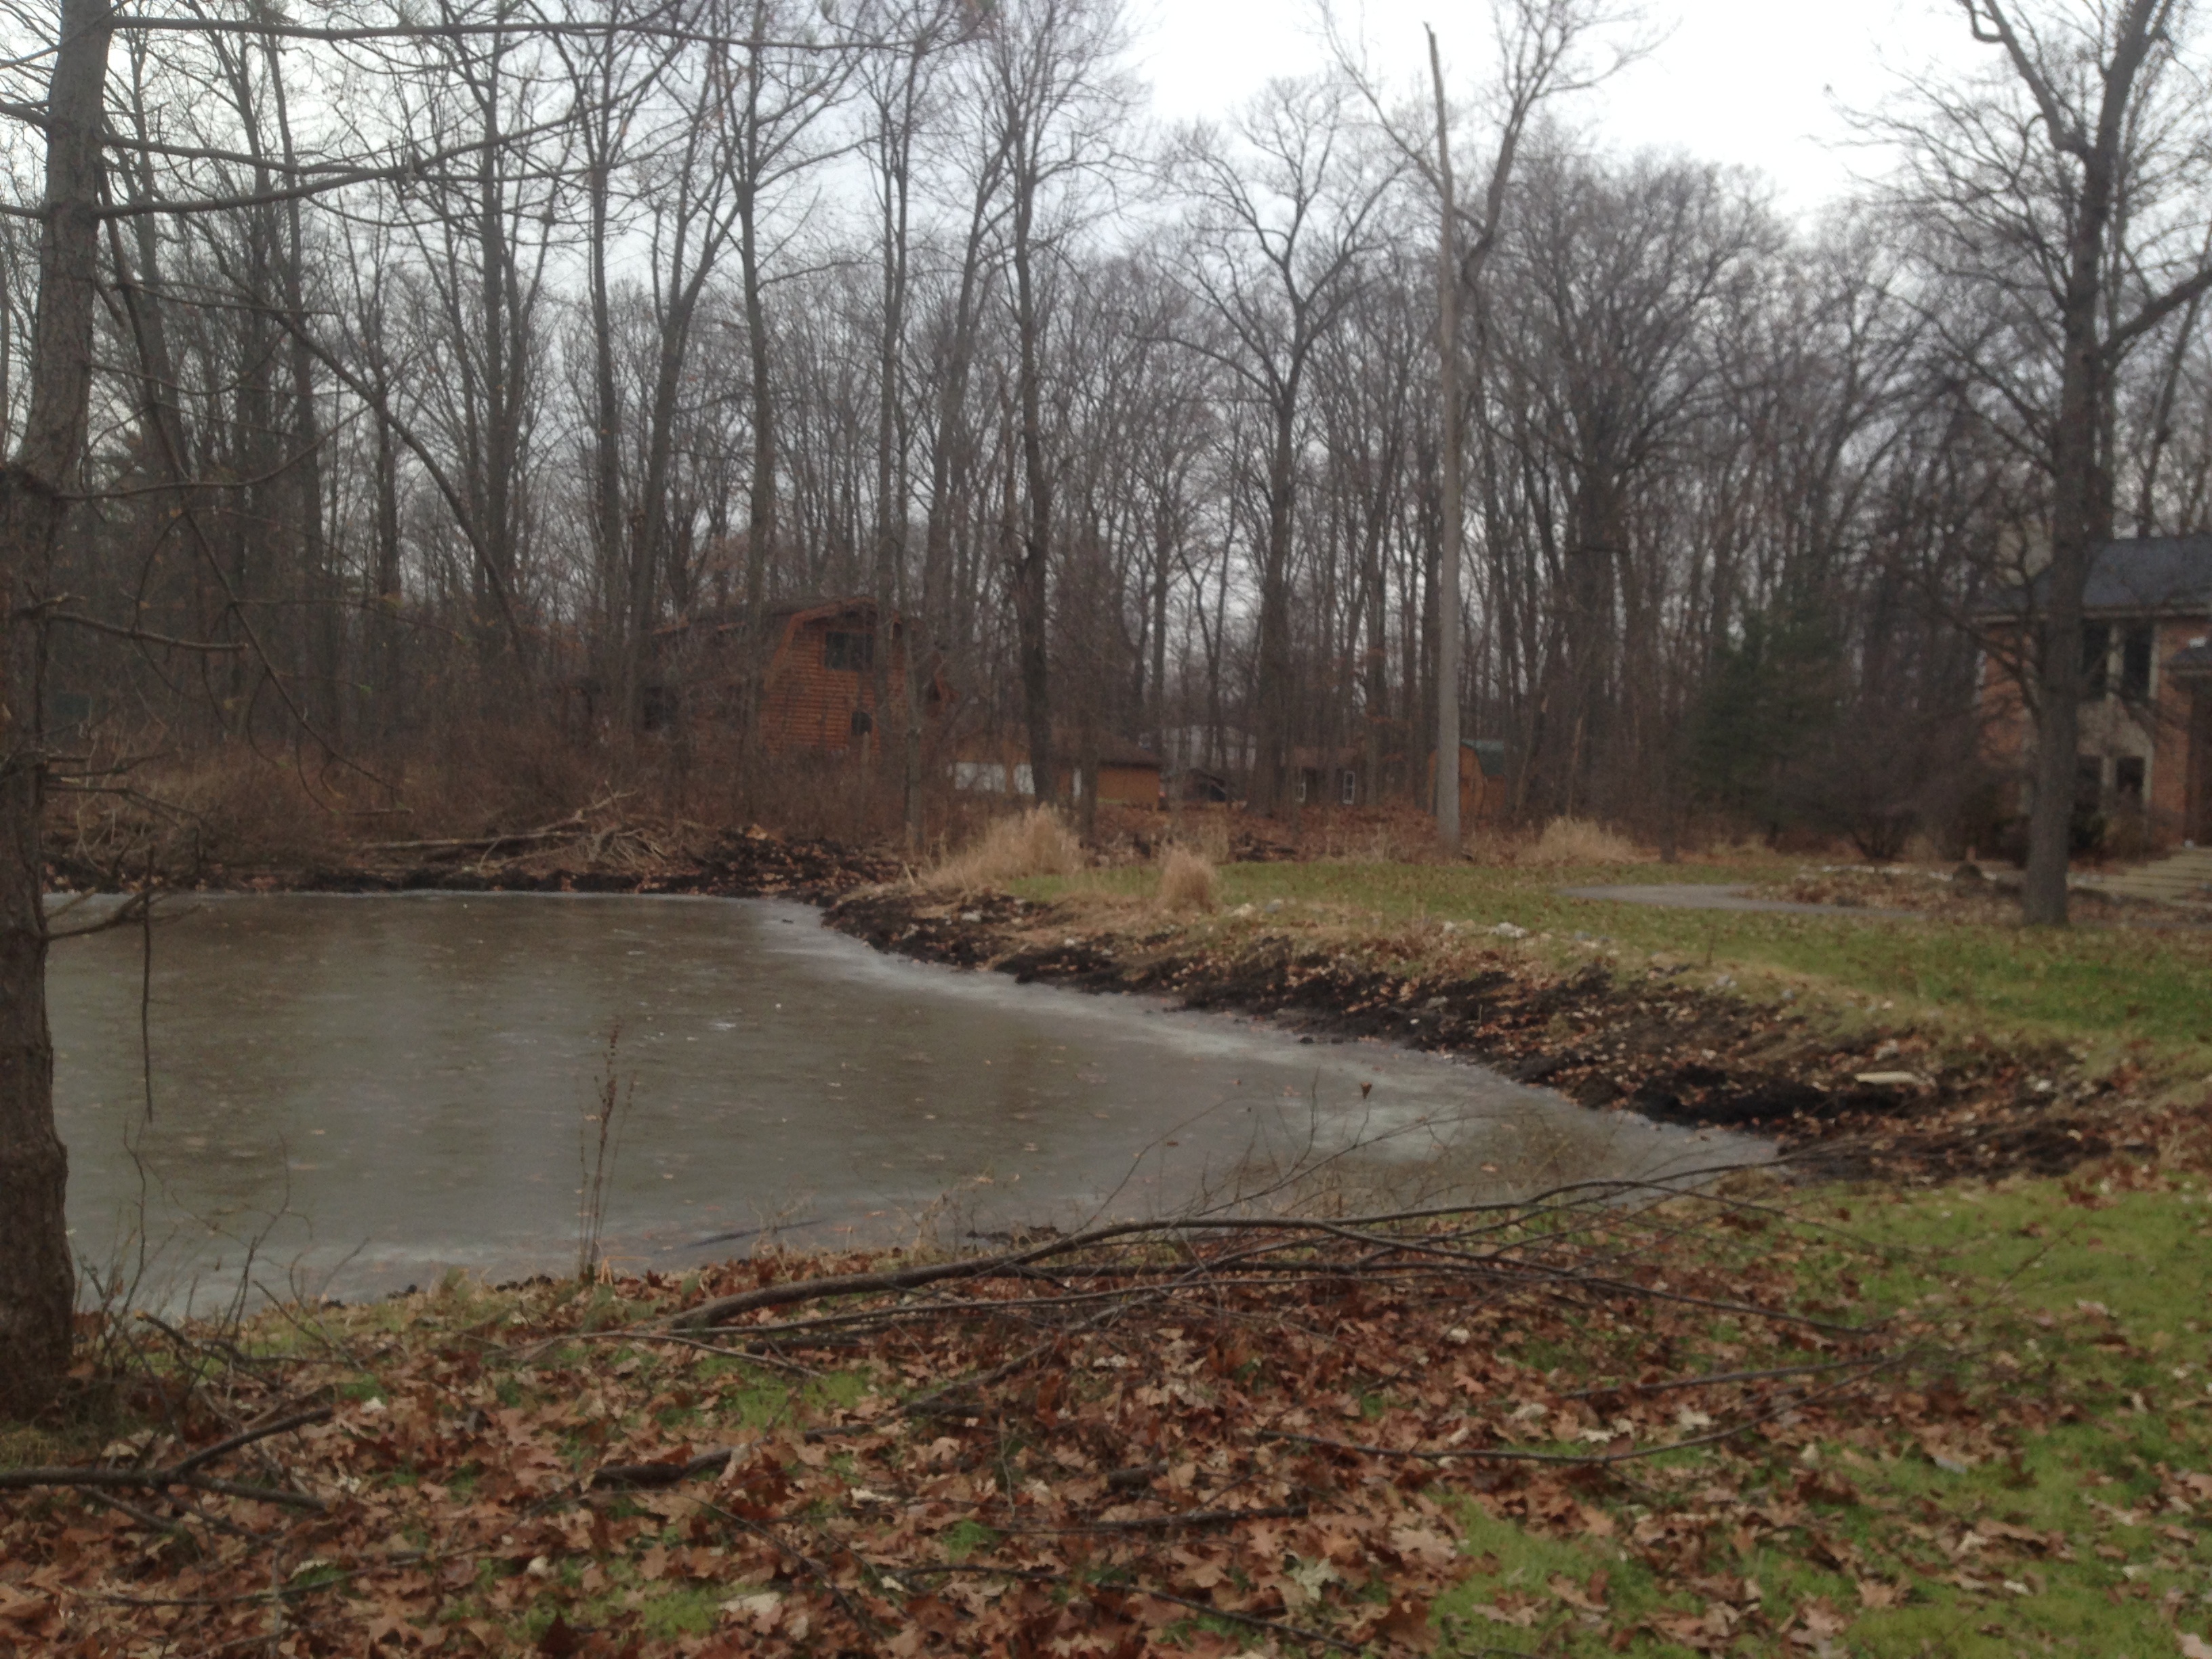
left=5, top=0, right=2212, bottom=857
left=1, top=0, right=2209, bottom=1416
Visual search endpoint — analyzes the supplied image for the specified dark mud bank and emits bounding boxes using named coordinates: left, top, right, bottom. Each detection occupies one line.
left=824, top=886, right=2131, bottom=1184
left=54, top=828, right=903, bottom=905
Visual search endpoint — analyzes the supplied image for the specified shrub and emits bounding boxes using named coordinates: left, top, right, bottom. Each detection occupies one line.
left=922, top=807, right=1083, bottom=891
left=1515, top=817, right=1642, bottom=867
left=1156, top=846, right=1218, bottom=913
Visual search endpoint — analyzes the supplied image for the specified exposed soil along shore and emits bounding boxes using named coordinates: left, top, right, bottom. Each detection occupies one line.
left=46, top=825, right=904, bottom=905
left=819, top=886, right=2142, bottom=1187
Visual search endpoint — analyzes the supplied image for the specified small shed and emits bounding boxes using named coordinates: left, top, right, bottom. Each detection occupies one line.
left=950, top=733, right=1162, bottom=806
left=1172, top=767, right=1231, bottom=804
left=1427, top=739, right=1510, bottom=823
left=1291, top=745, right=1364, bottom=807
left=1090, top=740, right=1163, bottom=807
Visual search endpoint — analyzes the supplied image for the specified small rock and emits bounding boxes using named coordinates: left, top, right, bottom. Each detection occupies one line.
left=1490, top=922, right=1530, bottom=940
left=1853, top=1071, right=1925, bottom=1088
left=960, top=910, right=981, bottom=923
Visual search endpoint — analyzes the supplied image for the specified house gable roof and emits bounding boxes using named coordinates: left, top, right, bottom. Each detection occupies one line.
left=1988, top=534, right=2212, bottom=617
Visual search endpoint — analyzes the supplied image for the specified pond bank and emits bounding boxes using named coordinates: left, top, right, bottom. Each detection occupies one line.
left=818, top=884, right=2158, bottom=1187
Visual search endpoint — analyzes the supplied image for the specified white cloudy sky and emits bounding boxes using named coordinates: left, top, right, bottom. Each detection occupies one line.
left=1141, top=0, right=1998, bottom=215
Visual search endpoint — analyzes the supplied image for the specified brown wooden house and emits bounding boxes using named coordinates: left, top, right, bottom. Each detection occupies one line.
left=652, top=596, right=947, bottom=755
left=951, top=733, right=1163, bottom=806
left=1291, top=745, right=1364, bottom=807
left=1425, top=739, right=1511, bottom=824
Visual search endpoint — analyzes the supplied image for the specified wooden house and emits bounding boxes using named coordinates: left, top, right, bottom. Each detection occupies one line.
left=1977, top=535, right=2212, bottom=846
left=951, top=733, right=1163, bottom=806
left=1425, top=739, right=1511, bottom=824
left=651, top=596, right=947, bottom=755
left=1292, top=745, right=1364, bottom=807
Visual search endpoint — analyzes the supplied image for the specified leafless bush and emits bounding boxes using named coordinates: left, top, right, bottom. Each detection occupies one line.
left=578, top=1025, right=634, bottom=1285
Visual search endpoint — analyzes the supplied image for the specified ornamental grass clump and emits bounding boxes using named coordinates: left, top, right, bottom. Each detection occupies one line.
left=922, top=806, right=1084, bottom=891
left=1517, top=816, right=1643, bottom=867
left=1156, top=846, right=1219, bottom=914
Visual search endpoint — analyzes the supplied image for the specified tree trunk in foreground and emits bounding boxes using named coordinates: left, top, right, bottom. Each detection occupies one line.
left=1428, top=26, right=1462, bottom=851
left=0, top=0, right=112, bottom=1418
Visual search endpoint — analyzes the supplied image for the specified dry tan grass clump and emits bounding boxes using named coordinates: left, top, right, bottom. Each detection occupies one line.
left=922, top=806, right=1084, bottom=891
left=1156, top=846, right=1219, bottom=913
left=1516, top=816, right=1643, bottom=867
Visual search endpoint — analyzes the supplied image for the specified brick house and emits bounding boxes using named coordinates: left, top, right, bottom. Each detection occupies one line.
left=652, top=596, right=947, bottom=754
left=1979, top=535, right=2212, bottom=846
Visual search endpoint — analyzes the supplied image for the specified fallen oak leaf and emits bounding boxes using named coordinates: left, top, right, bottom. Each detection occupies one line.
left=1550, top=1569, right=1608, bottom=1613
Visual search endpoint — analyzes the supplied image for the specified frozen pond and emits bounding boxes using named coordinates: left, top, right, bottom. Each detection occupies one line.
left=45, top=894, right=1766, bottom=1306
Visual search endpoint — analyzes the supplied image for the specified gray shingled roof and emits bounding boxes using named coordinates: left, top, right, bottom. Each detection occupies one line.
left=2169, top=639, right=2212, bottom=676
left=1986, top=534, right=2212, bottom=615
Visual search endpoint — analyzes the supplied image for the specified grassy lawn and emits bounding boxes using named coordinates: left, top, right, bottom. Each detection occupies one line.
left=1432, top=1171, right=2212, bottom=1656
left=14, top=1170, right=2212, bottom=1654
left=1019, top=860, right=2212, bottom=1066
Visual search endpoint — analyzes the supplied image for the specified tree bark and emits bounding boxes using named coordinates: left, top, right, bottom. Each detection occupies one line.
left=0, top=0, right=111, bottom=1418
left=1992, top=0, right=2169, bottom=926
left=1429, top=26, right=1462, bottom=849
left=1010, top=159, right=1055, bottom=806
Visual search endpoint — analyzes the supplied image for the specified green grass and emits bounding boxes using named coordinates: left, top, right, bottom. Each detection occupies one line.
left=1023, top=861, right=2212, bottom=1061
left=1430, top=1175, right=2212, bottom=1655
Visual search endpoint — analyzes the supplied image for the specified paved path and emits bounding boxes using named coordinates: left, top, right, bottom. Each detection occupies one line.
left=1557, top=884, right=1910, bottom=917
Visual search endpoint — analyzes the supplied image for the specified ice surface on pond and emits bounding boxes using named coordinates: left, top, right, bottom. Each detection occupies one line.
left=45, top=893, right=1767, bottom=1308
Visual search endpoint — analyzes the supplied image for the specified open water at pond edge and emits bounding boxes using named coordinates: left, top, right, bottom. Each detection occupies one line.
left=45, top=893, right=1769, bottom=1309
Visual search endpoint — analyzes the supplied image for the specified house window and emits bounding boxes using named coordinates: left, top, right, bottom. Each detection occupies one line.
left=850, top=709, right=874, bottom=738
left=2116, top=756, right=2147, bottom=803
left=2076, top=753, right=2105, bottom=806
left=2121, top=623, right=2154, bottom=701
left=825, top=630, right=873, bottom=672
left=1340, top=769, right=1356, bottom=805
left=2081, top=621, right=2112, bottom=698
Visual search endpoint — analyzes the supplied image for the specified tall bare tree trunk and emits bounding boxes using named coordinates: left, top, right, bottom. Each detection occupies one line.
left=0, top=0, right=112, bottom=1418
left=1429, top=26, right=1461, bottom=850
left=1010, top=183, right=1055, bottom=806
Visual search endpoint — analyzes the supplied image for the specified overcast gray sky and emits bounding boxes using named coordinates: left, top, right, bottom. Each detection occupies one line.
left=1142, top=1, right=1996, bottom=215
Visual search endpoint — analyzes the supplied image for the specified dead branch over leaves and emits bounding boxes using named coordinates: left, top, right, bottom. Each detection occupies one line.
left=0, top=1172, right=1988, bottom=1656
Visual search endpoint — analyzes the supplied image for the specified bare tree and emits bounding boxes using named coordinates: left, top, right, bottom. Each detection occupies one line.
left=0, top=0, right=112, bottom=1419
left=1329, top=0, right=1641, bottom=844
left=979, top=0, right=1132, bottom=806
left=1885, top=0, right=2212, bottom=922
left=1176, top=76, right=1391, bottom=815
